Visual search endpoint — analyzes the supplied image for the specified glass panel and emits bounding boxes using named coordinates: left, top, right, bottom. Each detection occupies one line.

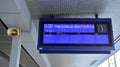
left=98, top=50, right=120, bottom=67
left=98, top=65, right=102, bottom=67
left=109, top=55, right=115, bottom=67
left=99, top=59, right=109, bottom=67
left=115, top=50, right=120, bottom=67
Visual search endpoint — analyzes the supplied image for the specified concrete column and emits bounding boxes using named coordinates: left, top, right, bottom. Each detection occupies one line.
left=9, top=36, right=21, bottom=67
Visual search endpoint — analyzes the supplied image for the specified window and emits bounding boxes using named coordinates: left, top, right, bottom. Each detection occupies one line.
left=98, top=50, right=120, bottom=67
left=98, top=60, right=109, bottom=67
left=109, top=55, right=115, bottom=67
left=115, top=50, right=120, bottom=67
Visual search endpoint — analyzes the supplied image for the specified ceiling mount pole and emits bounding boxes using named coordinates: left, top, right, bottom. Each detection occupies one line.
left=95, top=13, right=98, bottom=19
left=50, top=16, right=54, bottom=18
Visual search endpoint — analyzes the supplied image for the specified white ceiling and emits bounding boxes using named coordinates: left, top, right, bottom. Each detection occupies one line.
left=25, top=0, right=119, bottom=17
left=25, top=0, right=120, bottom=67
left=25, top=0, right=104, bottom=17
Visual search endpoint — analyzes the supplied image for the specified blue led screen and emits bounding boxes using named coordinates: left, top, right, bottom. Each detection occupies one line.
left=43, top=35, right=109, bottom=44
left=44, top=24, right=95, bottom=32
left=43, top=24, right=109, bottom=44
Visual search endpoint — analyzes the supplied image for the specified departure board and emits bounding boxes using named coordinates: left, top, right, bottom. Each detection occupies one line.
left=38, top=18, right=114, bottom=54
left=43, top=24, right=108, bottom=44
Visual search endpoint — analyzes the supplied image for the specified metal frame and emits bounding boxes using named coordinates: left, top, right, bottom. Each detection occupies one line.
left=38, top=18, right=114, bottom=54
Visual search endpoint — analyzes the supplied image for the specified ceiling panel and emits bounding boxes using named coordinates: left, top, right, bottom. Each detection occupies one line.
left=25, top=0, right=114, bottom=17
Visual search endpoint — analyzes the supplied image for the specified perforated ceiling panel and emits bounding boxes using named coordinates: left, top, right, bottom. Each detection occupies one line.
left=25, top=0, right=108, bottom=17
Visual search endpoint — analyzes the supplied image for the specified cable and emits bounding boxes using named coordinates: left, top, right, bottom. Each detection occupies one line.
left=114, top=35, right=120, bottom=44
